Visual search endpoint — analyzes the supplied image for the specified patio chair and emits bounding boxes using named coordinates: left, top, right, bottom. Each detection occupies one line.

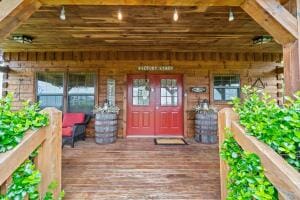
left=62, top=113, right=91, bottom=148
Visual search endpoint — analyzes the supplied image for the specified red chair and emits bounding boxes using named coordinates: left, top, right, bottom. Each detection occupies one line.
left=62, top=113, right=91, bottom=148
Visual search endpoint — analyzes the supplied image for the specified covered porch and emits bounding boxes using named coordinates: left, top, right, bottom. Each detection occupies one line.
left=0, top=0, right=300, bottom=200
left=62, top=138, right=220, bottom=199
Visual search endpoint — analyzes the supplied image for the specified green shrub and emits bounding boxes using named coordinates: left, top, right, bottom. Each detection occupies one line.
left=232, top=86, right=300, bottom=171
left=0, top=149, right=64, bottom=200
left=0, top=94, right=49, bottom=153
left=220, top=130, right=278, bottom=200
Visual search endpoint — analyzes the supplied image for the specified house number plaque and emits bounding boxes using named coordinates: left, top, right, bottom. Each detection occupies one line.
left=107, top=79, right=115, bottom=106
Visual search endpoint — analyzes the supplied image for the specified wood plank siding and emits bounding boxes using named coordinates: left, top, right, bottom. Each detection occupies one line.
left=62, top=138, right=220, bottom=200
left=3, top=51, right=283, bottom=137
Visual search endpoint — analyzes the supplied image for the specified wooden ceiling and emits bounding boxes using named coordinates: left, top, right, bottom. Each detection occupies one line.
left=0, top=5, right=282, bottom=52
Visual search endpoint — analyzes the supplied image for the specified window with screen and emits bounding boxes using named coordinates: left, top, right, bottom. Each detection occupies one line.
left=213, top=75, right=240, bottom=101
left=160, top=79, right=178, bottom=106
left=68, top=72, right=95, bottom=113
left=36, top=73, right=64, bottom=110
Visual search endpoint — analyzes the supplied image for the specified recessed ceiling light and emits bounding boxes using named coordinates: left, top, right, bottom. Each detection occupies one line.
left=60, top=6, right=66, bottom=20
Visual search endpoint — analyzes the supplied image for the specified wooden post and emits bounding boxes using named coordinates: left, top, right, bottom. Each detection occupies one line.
left=36, top=108, right=62, bottom=198
left=283, top=41, right=300, bottom=96
left=282, top=0, right=300, bottom=97
left=218, top=108, right=238, bottom=200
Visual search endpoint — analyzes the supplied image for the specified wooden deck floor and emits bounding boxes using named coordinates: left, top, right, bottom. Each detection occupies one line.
left=62, top=138, right=221, bottom=200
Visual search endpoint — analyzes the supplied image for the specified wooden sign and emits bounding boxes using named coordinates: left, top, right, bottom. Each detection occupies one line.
left=107, top=79, right=115, bottom=106
left=190, top=87, right=207, bottom=93
left=137, top=66, right=174, bottom=71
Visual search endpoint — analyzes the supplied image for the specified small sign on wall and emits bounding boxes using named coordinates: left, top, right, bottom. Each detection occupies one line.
left=137, top=66, right=174, bottom=71
left=190, top=87, right=207, bottom=93
left=107, top=79, right=115, bottom=106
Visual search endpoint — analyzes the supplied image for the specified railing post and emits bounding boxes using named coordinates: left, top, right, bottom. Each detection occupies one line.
left=218, top=108, right=238, bottom=200
left=36, top=108, right=62, bottom=198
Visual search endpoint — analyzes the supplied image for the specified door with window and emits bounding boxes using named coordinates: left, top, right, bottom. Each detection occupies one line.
left=127, top=74, right=183, bottom=136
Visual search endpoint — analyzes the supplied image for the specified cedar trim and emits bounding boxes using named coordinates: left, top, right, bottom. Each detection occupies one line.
left=39, top=0, right=244, bottom=6
left=122, top=74, right=127, bottom=138
left=183, top=73, right=188, bottom=138
left=3, top=52, right=283, bottom=62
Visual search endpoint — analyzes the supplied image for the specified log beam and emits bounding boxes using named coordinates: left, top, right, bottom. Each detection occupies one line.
left=283, top=41, right=300, bottom=96
left=241, top=0, right=298, bottom=45
left=282, top=0, right=300, bottom=96
left=0, top=0, right=41, bottom=41
left=39, top=0, right=244, bottom=6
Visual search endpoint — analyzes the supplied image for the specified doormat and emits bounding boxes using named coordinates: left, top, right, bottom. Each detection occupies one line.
left=154, top=138, right=188, bottom=145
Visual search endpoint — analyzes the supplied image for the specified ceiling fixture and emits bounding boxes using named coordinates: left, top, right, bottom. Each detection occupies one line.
left=228, top=8, right=234, bottom=22
left=173, top=8, right=179, bottom=22
left=12, top=35, right=33, bottom=44
left=60, top=6, right=66, bottom=20
left=117, top=9, right=123, bottom=21
left=253, top=36, right=273, bottom=45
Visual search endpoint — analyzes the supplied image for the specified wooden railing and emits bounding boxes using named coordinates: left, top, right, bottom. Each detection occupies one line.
left=0, top=108, right=62, bottom=198
left=218, top=108, right=300, bottom=200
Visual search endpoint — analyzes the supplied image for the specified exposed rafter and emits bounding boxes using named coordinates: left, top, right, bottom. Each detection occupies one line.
left=0, top=0, right=41, bottom=41
left=241, top=0, right=298, bottom=45
left=39, top=0, right=244, bottom=6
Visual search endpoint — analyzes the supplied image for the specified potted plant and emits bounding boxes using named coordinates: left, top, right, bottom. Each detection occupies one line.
left=93, top=100, right=120, bottom=144
left=193, top=99, right=218, bottom=144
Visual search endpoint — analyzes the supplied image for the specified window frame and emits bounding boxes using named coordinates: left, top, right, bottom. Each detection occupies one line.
left=35, top=72, right=65, bottom=111
left=36, top=71, right=97, bottom=113
left=67, top=72, right=97, bottom=113
left=211, top=74, right=241, bottom=103
left=160, top=78, right=178, bottom=107
left=132, top=78, right=150, bottom=106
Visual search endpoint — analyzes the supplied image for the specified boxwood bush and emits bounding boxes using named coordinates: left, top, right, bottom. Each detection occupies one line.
left=221, top=130, right=278, bottom=200
left=0, top=94, right=49, bottom=153
left=0, top=149, right=64, bottom=200
left=232, top=86, right=300, bottom=171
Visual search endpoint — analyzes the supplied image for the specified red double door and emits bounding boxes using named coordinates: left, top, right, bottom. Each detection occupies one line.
left=127, top=74, right=183, bottom=136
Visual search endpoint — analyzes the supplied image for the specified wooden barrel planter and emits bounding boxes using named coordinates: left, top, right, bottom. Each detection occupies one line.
left=194, top=111, right=218, bottom=144
left=95, top=113, right=117, bottom=144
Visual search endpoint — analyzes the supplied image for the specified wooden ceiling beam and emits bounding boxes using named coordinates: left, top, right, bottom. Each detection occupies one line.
left=0, top=0, right=41, bottom=41
left=241, top=0, right=298, bottom=45
left=39, top=0, right=244, bottom=6
left=0, top=0, right=25, bottom=22
left=279, top=0, right=290, bottom=5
